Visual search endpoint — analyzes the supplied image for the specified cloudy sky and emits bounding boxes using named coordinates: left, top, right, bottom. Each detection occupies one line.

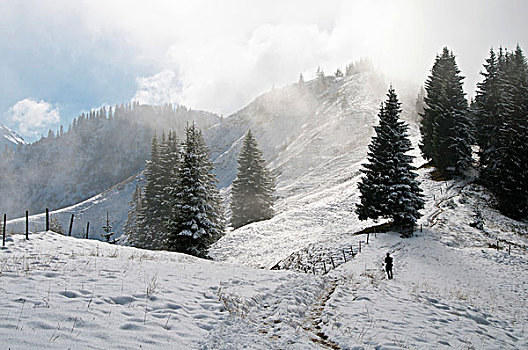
left=1, top=0, right=527, bottom=141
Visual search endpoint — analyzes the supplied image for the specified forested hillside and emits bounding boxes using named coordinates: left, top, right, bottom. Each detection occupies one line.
left=0, top=103, right=220, bottom=217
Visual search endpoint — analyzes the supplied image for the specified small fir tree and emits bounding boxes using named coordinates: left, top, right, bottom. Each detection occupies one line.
left=231, top=130, right=275, bottom=229
left=357, top=86, right=424, bottom=236
left=101, top=212, right=115, bottom=243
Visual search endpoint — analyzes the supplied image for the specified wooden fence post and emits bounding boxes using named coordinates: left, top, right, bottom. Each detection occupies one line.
left=508, top=243, right=511, bottom=255
left=367, top=233, right=370, bottom=244
left=312, top=266, right=315, bottom=275
left=68, top=214, right=74, bottom=237
left=46, top=208, right=49, bottom=231
left=2, top=214, right=6, bottom=247
left=25, top=211, right=29, bottom=240
left=350, top=246, right=354, bottom=257
left=342, top=249, right=347, bottom=263
left=323, top=261, right=327, bottom=274
left=359, top=241, right=362, bottom=253
left=330, top=256, right=335, bottom=269
left=86, top=222, right=90, bottom=239
left=496, top=240, right=499, bottom=251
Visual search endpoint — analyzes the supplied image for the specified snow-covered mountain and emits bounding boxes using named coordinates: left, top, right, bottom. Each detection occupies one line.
left=0, top=123, right=26, bottom=150
left=6, top=68, right=389, bottom=239
left=2, top=67, right=527, bottom=349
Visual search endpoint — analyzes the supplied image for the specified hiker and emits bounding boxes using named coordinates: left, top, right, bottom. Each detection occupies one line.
left=384, top=253, right=393, bottom=279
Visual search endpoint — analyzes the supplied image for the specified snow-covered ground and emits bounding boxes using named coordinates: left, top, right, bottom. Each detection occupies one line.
left=1, top=166, right=526, bottom=349
left=4, top=172, right=143, bottom=242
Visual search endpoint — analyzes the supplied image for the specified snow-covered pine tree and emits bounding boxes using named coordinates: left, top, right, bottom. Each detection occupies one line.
left=160, top=130, right=183, bottom=243
left=500, top=46, right=528, bottom=219
left=357, top=86, right=424, bottom=236
left=166, top=124, right=224, bottom=257
left=477, top=46, right=528, bottom=219
left=155, top=131, right=182, bottom=248
left=137, top=134, right=164, bottom=249
left=195, top=129, right=225, bottom=238
left=475, top=48, right=501, bottom=159
left=101, top=212, right=115, bottom=243
left=231, top=130, right=275, bottom=229
left=315, top=67, right=326, bottom=93
left=420, top=47, right=473, bottom=175
left=298, top=73, right=305, bottom=86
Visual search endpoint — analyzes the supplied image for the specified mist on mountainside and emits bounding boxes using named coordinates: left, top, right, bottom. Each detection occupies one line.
left=0, top=103, right=220, bottom=218
left=2, top=60, right=405, bottom=239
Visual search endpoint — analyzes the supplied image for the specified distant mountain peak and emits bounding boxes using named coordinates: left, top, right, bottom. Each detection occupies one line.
left=0, top=123, right=26, bottom=150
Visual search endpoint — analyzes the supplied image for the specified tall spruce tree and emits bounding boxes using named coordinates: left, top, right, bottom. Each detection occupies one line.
left=420, top=47, right=473, bottom=175
left=136, top=134, right=164, bottom=249
left=476, top=46, right=528, bottom=219
left=357, top=86, right=424, bottom=236
left=166, top=124, right=224, bottom=257
left=231, top=130, right=275, bottom=229
left=156, top=130, right=181, bottom=248
left=500, top=46, right=528, bottom=219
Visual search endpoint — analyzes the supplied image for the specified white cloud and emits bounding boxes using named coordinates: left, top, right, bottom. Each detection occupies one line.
left=3, top=0, right=528, bottom=118
left=124, top=0, right=427, bottom=115
left=8, top=99, right=61, bottom=139
left=133, top=70, right=181, bottom=106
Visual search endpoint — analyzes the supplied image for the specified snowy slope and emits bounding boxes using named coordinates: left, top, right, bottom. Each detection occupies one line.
left=0, top=168, right=527, bottom=349
left=5, top=173, right=143, bottom=241
left=0, top=231, right=325, bottom=349
left=0, top=123, right=26, bottom=150
left=4, top=69, right=386, bottom=244
left=209, top=71, right=391, bottom=267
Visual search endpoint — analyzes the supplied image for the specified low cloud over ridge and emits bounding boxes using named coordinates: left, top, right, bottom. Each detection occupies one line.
left=8, top=99, right=61, bottom=139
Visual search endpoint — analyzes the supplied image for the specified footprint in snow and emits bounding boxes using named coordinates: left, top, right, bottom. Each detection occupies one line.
left=120, top=323, right=143, bottom=331
left=109, top=295, right=134, bottom=305
left=164, top=303, right=182, bottom=310
left=59, top=290, right=79, bottom=298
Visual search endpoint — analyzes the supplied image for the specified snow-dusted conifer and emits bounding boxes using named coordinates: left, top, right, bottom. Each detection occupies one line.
left=420, top=47, right=473, bottom=175
left=231, top=130, right=275, bottom=229
left=499, top=46, right=528, bottom=219
left=315, top=67, right=326, bottom=93
left=166, top=124, right=224, bottom=257
left=155, top=131, right=181, bottom=248
left=357, top=86, right=424, bottom=236
left=160, top=131, right=182, bottom=243
left=477, top=46, right=528, bottom=219
left=137, top=134, right=164, bottom=249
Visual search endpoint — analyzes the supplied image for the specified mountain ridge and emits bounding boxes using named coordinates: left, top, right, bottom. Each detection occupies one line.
left=0, top=123, right=26, bottom=151
left=5, top=67, right=392, bottom=248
